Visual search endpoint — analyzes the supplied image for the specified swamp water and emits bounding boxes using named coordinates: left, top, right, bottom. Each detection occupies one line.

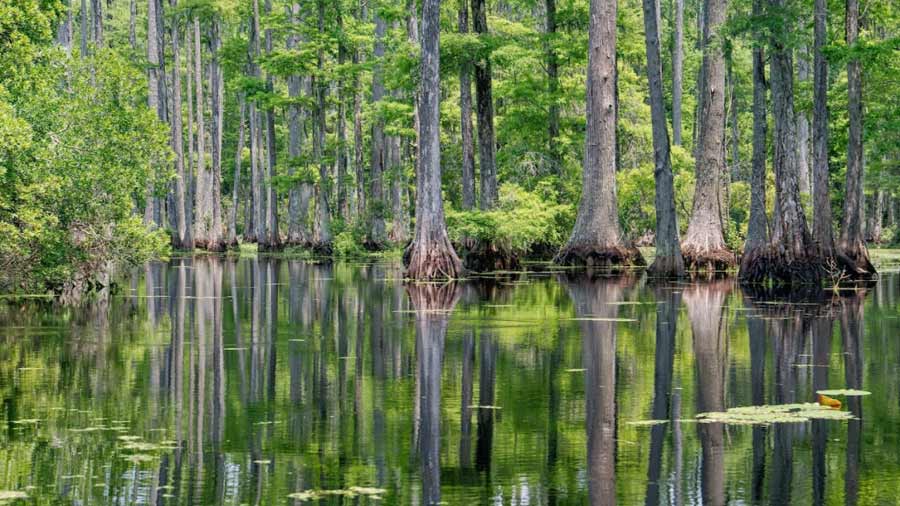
left=2, top=257, right=900, bottom=505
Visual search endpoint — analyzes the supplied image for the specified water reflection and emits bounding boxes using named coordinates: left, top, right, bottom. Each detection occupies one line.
left=0, top=258, right=893, bottom=505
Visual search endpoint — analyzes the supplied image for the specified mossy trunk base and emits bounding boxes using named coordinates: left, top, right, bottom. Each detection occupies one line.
left=554, top=244, right=645, bottom=269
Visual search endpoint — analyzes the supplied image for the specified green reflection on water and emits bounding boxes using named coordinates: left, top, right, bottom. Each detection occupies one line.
left=0, top=258, right=898, bottom=505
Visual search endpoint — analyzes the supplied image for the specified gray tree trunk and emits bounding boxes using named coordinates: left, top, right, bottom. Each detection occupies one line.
left=404, top=0, right=463, bottom=280
left=368, top=13, right=388, bottom=247
left=472, top=0, right=498, bottom=209
left=642, top=0, right=684, bottom=276
left=144, top=0, right=165, bottom=227
left=210, top=19, right=225, bottom=250
left=797, top=42, right=812, bottom=197
left=168, top=6, right=189, bottom=249
left=311, top=0, right=332, bottom=251
left=745, top=0, right=768, bottom=254
left=837, top=0, right=875, bottom=276
left=740, top=0, right=821, bottom=284
left=681, top=0, right=734, bottom=271
left=129, top=0, right=136, bottom=49
left=80, top=0, right=88, bottom=57
left=194, top=17, right=218, bottom=250
left=261, top=0, right=280, bottom=250
left=91, top=0, right=103, bottom=46
left=545, top=0, right=561, bottom=175
left=812, top=0, right=833, bottom=254
left=459, top=0, right=476, bottom=210
left=287, top=2, right=311, bottom=245
left=554, top=0, right=643, bottom=267
left=228, top=99, right=245, bottom=245
left=672, top=0, right=684, bottom=145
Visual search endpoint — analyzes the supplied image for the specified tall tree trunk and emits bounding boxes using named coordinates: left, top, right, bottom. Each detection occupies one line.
left=367, top=13, right=388, bottom=248
left=58, top=0, right=73, bottom=55
left=144, top=0, right=165, bottom=227
left=80, top=0, right=88, bottom=57
left=168, top=5, right=189, bottom=249
left=228, top=99, right=246, bottom=245
left=389, top=135, right=409, bottom=243
left=336, top=8, right=349, bottom=221
left=727, top=56, right=740, bottom=181
left=459, top=0, right=476, bottom=210
left=745, top=0, right=768, bottom=255
left=91, top=0, right=103, bottom=46
left=642, top=0, right=684, bottom=276
left=472, top=0, right=498, bottom=209
left=287, top=2, right=311, bottom=246
left=261, top=0, right=280, bottom=250
left=210, top=19, right=225, bottom=250
left=797, top=43, right=812, bottom=198
left=545, top=0, right=561, bottom=176
left=672, top=0, right=684, bottom=145
left=129, top=0, right=136, bottom=49
left=812, top=0, right=833, bottom=254
left=184, top=24, right=195, bottom=244
left=311, top=0, right=332, bottom=252
left=353, top=69, right=366, bottom=220
left=248, top=0, right=263, bottom=244
left=838, top=0, right=875, bottom=276
left=194, top=16, right=218, bottom=251
left=554, top=0, right=644, bottom=267
left=740, top=0, right=822, bottom=284
left=404, top=0, right=463, bottom=280
left=680, top=0, right=734, bottom=272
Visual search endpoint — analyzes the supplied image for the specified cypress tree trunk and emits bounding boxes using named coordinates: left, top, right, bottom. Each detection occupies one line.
left=210, top=18, right=225, bottom=250
left=797, top=43, right=812, bottom=197
left=144, top=0, right=165, bottom=227
left=194, top=16, right=218, bottom=251
left=311, top=0, right=332, bottom=252
left=80, top=0, right=88, bottom=57
left=128, top=0, right=136, bottom=50
left=812, top=0, right=833, bottom=254
left=353, top=70, right=366, bottom=219
left=740, top=0, right=822, bottom=285
left=228, top=99, right=245, bottom=246
left=404, top=0, right=463, bottom=280
left=91, top=0, right=103, bottom=46
left=837, top=0, right=875, bottom=276
left=680, top=0, right=734, bottom=272
left=745, top=0, right=768, bottom=255
left=169, top=6, right=189, bottom=249
left=260, top=0, right=280, bottom=250
left=367, top=13, right=388, bottom=248
left=554, top=0, right=643, bottom=268
left=286, top=2, right=311, bottom=246
left=642, top=0, right=684, bottom=276
left=545, top=0, right=561, bottom=175
left=459, top=0, right=476, bottom=210
left=672, top=0, right=684, bottom=145
left=336, top=8, right=349, bottom=221
left=248, top=0, right=264, bottom=244
left=389, top=135, right=409, bottom=243
left=184, top=24, right=195, bottom=246
left=472, top=0, right=498, bottom=209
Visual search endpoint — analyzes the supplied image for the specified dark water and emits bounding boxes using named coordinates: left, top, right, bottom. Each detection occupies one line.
left=1, top=257, right=899, bottom=505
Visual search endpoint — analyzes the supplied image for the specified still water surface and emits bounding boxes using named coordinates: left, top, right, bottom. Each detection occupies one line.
left=2, top=258, right=899, bottom=505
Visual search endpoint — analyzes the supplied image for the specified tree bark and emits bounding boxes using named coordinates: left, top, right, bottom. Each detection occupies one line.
left=740, top=0, right=822, bottom=285
left=472, top=0, right=498, bottom=209
left=367, top=13, right=388, bottom=248
left=642, top=0, right=684, bottom=276
left=672, top=0, right=684, bottom=145
left=260, top=0, right=280, bottom=250
left=812, top=0, right=833, bottom=254
left=459, top=0, right=476, bottom=210
left=797, top=42, right=812, bottom=197
left=680, top=0, right=734, bottom=272
left=545, top=0, right=561, bottom=175
left=745, top=0, right=768, bottom=254
left=194, top=17, right=218, bottom=250
left=554, top=0, right=644, bottom=268
left=168, top=5, right=189, bottom=249
left=286, top=2, right=312, bottom=246
left=311, top=0, right=332, bottom=252
left=144, top=0, right=165, bottom=227
left=80, top=0, right=88, bottom=57
left=404, top=0, right=463, bottom=280
left=91, top=0, right=103, bottom=46
left=129, top=0, right=136, bottom=50
left=228, top=99, right=246, bottom=245
left=837, top=0, right=875, bottom=276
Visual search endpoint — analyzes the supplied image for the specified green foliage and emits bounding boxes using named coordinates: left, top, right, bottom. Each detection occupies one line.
left=0, top=2, right=171, bottom=292
left=446, top=185, right=573, bottom=256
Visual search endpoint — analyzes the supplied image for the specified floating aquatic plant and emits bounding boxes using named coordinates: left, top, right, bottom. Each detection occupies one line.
left=627, top=420, right=668, bottom=426
left=816, top=389, right=871, bottom=396
left=697, top=403, right=855, bottom=425
left=0, top=491, right=28, bottom=501
left=287, top=486, right=386, bottom=501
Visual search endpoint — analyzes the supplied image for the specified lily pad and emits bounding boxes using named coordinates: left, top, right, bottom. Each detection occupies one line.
left=564, top=368, right=586, bottom=373
left=627, top=420, right=668, bottom=426
left=0, top=491, right=28, bottom=501
left=697, top=403, right=855, bottom=425
left=468, top=405, right=502, bottom=410
left=565, top=317, right=637, bottom=322
left=816, top=389, right=871, bottom=397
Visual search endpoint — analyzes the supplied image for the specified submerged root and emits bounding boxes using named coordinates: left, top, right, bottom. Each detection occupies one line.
left=456, top=238, right=520, bottom=272
left=739, top=246, right=823, bottom=286
left=681, top=244, right=736, bottom=275
left=404, top=235, right=464, bottom=280
left=835, top=242, right=876, bottom=279
left=647, top=252, right=685, bottom=278
left=553, top=244, right=645, bottom=269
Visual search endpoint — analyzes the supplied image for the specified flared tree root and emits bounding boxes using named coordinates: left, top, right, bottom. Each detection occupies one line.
left=404, top=235, right=464, bottom=280
left=553, top=244, right=646, bottom=269
left=681, top=245, right=736, bottom=274
left=456, top=238, right=520, bottom=272
left=739, top=246, right=824, bottom=285
left=835, top=241, right=877, bottom=279
left=647, top=251, right=685, bottom=278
